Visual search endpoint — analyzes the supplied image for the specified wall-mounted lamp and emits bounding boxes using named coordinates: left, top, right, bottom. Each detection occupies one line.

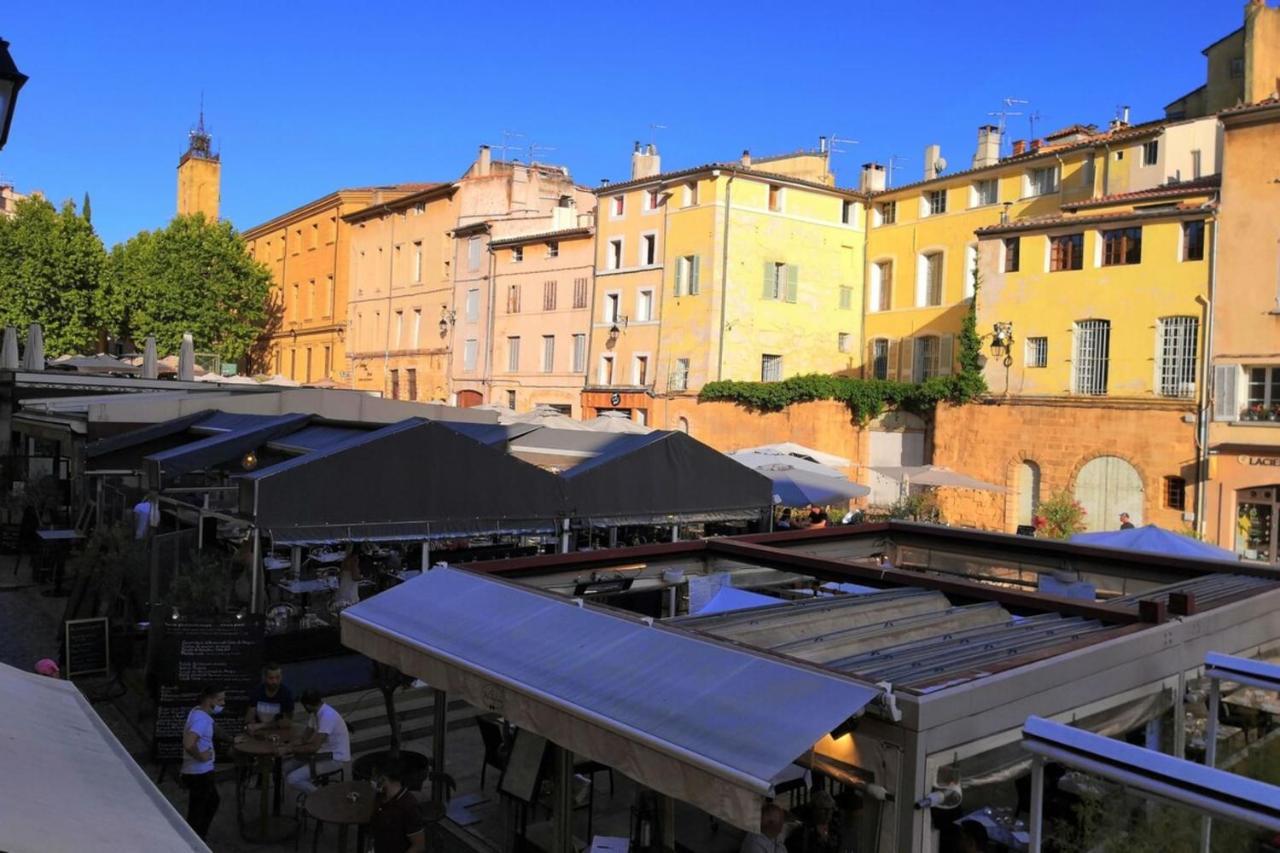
left=991, top=322, right=1015, bottom=367
left=439, top=305, right=456, bottom=337
left=606, top=315, right=629, bottom=347
left=241, top=450, right=259, bottom=471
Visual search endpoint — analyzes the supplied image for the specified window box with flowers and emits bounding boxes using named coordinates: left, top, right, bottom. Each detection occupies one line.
left=1240, top=404, right=1280, bottom=422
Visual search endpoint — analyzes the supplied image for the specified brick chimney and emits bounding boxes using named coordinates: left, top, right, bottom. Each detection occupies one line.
left=923, top=144, right=942, bottom=181
left=860, top=163, right=886, bottom=193
left=1030, top=138, right=1043, bottom=153
left=1011, top=140, right=1027, bottom=156
left=741, top=149, right=752, bottom=167
left=631, top=142, right=661, bottom=180
left=972, top=125, right=1001, bottom=168
left=477, top=144, right=492, bottom=177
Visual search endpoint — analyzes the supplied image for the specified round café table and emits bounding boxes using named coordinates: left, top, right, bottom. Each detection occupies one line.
left=233, top=725, right=299, bottom=843
left=304, top=781, right=377, bottom=852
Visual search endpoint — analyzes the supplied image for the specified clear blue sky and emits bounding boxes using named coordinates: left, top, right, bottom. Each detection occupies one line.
left=2, top=1, right=1244, bottom=247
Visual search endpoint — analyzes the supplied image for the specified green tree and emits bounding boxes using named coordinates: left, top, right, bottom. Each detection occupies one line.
left=81, top=192, right=91, bottom=224
left=101, top=213, right=271, bottom=363
left=0, top=195, right=106, bottom=355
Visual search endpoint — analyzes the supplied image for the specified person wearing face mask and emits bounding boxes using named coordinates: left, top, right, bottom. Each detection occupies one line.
left=370, top=759, right=426, bottom=853
left=182, top=684, right=225, bottom=838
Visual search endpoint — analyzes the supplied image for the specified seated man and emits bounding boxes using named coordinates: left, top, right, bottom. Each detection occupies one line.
left=285, top=689, right=352, bottom=801
left=245, top=662, right=295, bottom=732
left=741, top=802, right=789, bottom=853
left=371, top=759, right=426, bottom=853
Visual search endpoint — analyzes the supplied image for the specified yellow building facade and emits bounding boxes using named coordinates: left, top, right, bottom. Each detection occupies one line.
left=176, top=115, right=220, bottom=221
left=244, top=184, right=430, bottom=383
left=584, top=147, right=865, bottom=426
left=1166, top=0, right=1280, bottom=119
left=862, top=116, right=1220, bottom=385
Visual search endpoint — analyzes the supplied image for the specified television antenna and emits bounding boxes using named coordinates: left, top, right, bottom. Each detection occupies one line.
left=989, top=97, right=1028, bottom=153
left=528, top=142, right=557, bottom=163
left=648, top=123, right=667, bottom=147
left=827, top=135, right=859, bottom=155
left=1028, top=111, right=1043, bottom=141
left=885, top=154, right=906, bottom=187
left=494, top=130, right=525, bottom=161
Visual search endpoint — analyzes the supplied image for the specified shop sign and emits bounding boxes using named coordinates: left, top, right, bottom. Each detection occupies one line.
left=1241, top=455, right=1280, bottom=467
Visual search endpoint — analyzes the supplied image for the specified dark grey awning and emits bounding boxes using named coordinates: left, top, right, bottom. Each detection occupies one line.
left=145, top=413, right=312, bottom=488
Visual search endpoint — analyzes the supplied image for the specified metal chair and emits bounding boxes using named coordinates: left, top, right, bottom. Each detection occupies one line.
left=475, top=715, right=509, bottom=790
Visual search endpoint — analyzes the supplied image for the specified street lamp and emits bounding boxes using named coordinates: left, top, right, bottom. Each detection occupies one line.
left=438, top=305, right=456, bottom=337
left=0, top=39, right=29, bottom=152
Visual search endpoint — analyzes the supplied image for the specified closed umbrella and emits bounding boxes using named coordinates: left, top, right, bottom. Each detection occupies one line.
left=21, top=323, right=44, bottom=370
left=1, top=326, right=17, bottom=369
left=759, top=463, right=870, bottom=507
left=585, top=410, right=651, bottom=434
left=872, top=464, right=1006, bottom=493
left=741, top=442, right=851, bottom=470
left=177, top=333, right=195, bottom=381
left=141, top=337, right=158, bottom=379
left=729, top=450, right=845, bottom=479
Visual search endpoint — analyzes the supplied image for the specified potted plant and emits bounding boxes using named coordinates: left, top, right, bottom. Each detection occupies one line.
left=1035, top=491, right=1087, bottom=539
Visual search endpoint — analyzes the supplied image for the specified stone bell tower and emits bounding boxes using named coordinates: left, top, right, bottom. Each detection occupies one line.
left=176, top=103, right=220, bottom=220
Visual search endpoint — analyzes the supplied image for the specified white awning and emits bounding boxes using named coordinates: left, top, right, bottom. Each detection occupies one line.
left=0, top=663, right=210, bottom=852
left=340, top=567, right=879, bottom=832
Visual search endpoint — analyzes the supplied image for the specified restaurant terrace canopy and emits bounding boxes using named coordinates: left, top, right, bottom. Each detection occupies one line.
left=0, top=662, right=210, bottom=852
left=340, top=567, right=879, bottom=831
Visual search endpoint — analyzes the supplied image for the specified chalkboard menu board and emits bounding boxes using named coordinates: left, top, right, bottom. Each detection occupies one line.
left=64, top=617, right=110, bottom=678
left=152, top=616, right=264, bottom=762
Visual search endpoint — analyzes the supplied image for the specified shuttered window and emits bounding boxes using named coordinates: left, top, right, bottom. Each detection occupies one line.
left=507, top=336, right=520, bottom=372
left=762, top=263, right=798, bottom=302
left=572, top=277, right=589, bottom=309
left=541, top=335, right=555, bottom=373
left=839, top=286, right=854, bottom=310
left=571, top=334, right=586, bottom=373
left=917, top=253, right=943, bottom=306
left=542, top=280, right=557, bottom=311
left=1213, top=364, right=1240, bottom=421
left=675, top=255, right=701, bottom=296
left=506, top=284, right=521, bottom=313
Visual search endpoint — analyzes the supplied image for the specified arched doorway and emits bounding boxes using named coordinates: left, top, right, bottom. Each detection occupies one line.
left=1075, top=456, right=1144, bottom=532
left=1015, top=461, right=1041, bottom=528
left=456, top=390, right=483, bottom=408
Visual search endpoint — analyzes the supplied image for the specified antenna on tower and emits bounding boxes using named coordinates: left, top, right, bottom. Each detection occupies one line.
left=885, top=154, right=906, bottom=188
left=989, top=97, right=1028, bottom=153
left=528, top=142, right=557, bottom=164
left=186, top=92, right=214, bottom=160
left=827, top=135, right=859, bottom=155
left=1028, top=110, right=1043, bottom=141
left=494, top=130, right=525, bottom=161
left=648, top=123, right=667, bottom=147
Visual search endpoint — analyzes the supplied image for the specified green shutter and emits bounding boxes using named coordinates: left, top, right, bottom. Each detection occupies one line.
left=689, top=256, right=701, bottom=295
left=763, top=262, right=776, bottom=299
left=784, top=265, right=799, bottom=303
left=674, top=257, right=684, bottom=297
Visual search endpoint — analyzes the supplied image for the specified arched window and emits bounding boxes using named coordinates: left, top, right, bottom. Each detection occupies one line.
left=1016, top=461, right=1041, bottom=527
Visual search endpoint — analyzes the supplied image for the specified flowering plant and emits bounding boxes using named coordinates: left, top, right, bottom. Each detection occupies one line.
left=1036, top=491, right=1087, bottom=539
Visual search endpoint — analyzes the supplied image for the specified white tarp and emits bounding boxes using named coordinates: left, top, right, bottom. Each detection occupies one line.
left=340, top=567, right=878, bottom=832
left=0, top=663, right=209, bottom=852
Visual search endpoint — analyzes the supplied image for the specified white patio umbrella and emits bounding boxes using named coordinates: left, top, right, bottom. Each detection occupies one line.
left=141, top=336, right=158, bottom=379
left=872, top=464, right=1006, bottom=493
left=21, top=323, right=44, bottom=370
left=512, top=405, right=592, bottom=430
left=471, top=404, right=520, bottom=424
left=1, top=326, right=18, bottom=369
left=585, top=410, right=652, bottom=434
left=177, top=333, right=195, bottom=381
left=739, top=442, right=851, bottom=470
left=759, top=464, right=870, bottom=507
left=728, top=450, right=846, bottom=479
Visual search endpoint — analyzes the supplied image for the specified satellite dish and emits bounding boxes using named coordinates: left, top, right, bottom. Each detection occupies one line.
left=935, top=157, right=948, bottom=174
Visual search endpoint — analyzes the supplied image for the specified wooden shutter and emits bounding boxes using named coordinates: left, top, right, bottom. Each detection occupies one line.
left=690, top=256, right=701, bottom=295
left=866, top=340, right=878, bottom=380
left=938, top=335, right=954, bottom=376
left=899, top=337, right=915, bottom=382
left=1214, top=364, right=1239, bottom=421
left=674, top=257, right=684, bottom=297
left=784, top=265, right=799, bottom=303
left=887, top=339, right=900, bottom=380
left=763, top=262, right=776, bottom=299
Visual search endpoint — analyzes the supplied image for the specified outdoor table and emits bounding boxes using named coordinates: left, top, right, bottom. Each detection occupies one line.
left=234, top=725, right=300, bottom=843
left=36, top=528, right=82, bottom=596
left=304, top=780, right=376, bottom=853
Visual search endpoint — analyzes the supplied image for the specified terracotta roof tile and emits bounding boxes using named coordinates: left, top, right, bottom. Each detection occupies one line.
left=488, top=226, right=593, bottom=247
left=593, top=163, right=864, bottom=198
left=1060, top=176, right=1220, bottom=211
left=976, top=202, right=1213, bottom=236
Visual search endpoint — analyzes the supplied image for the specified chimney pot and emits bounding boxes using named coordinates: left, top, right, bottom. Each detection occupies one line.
left=477, top=144, right=492, bottom=177
left=973, top=125, right=1002, bottom=168
left=1030, top=138, right=1043, bottom=152
left=819, top=136, right=828, bottom=154
left=741, top=149, right=752, bottom=167
left=634, top=140, right=641, bottom=153
left=1012, top=140, right=1027, bottom=156
left=860, top=162, right=886, bottom=193
left=923, top=144, right=941, bottom=181
left=631, top=143, right=661, bottom=180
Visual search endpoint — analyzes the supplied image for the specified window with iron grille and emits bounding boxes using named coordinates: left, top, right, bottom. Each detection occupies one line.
left=671, top=358, right=690, bottom=391
left=543, top=280, right=557, bottom=311
left=839, top=286, right=854, bottom=310
left=1102, top=227, right=1142, bottom=266
left=541, top=335, right=555, bottom=373
left=571, top=334, right=586, bottom=373
left=878, top=201, right=896, bottom=225
left=915, top=335, right=940, bottom=382
left=1163, top=476, right=1186, bottom=511
left=761, top=354, right=783, bottom=382
left=1004, top=237, right=1020, bottom=272
left=507, top=336, right=520, bottom=372
left=506, top=284, right=521, bottom=313
left=1026, top=337, right=1048, bottom=368
left=926, top=190, right=947, bottom=216
left=1157, top=316, right=1198, bottom=398
left=572, top=277, right=589, bottom=309
left=1073, top=319, right=1111, bottom=395
left=872, top=339, right=889, bottom=380
left=1050, top=234, right=1084, bottom=271
left=1183, top=221, right=1206, bottom=261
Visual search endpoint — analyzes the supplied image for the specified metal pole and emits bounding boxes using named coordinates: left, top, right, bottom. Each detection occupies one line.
left=1174, top=673, right=1187, bottom=759
left=659, top=793, right=676, bottom=852
left=250, top=527, right=262, bottom=614
left=670, top=524, right=678, bottom=543
left=551, top=744, right=573, bottom=853
left=431, top=688, right=447, bottom=806
left=1201, top=677, right=1221, bottom=853
left=1028, top=756, right=1044, bottom=853
left=421, top=541, right=429, bottom=571
left=291, top=546, right=301, bottom=580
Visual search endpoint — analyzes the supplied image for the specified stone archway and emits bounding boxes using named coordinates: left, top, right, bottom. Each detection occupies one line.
left=1015, top=460, right=1042, bottom=528
left=456, top=390, right=483, bottom=408
left=1074, top=455, right=1144, bottom=532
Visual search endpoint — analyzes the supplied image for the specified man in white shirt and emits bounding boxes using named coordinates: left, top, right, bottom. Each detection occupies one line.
left=285, top=689, right=352, bottom=799
left=182, top=684, right=225, bottom=838
left=740, top=803, right=788, bottom=853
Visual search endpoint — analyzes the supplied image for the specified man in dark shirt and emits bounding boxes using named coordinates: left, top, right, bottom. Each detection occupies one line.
left=1119, top=513, right=1135, bottom=530
left=371, top=760, right=426, bottom=853
left=245, top=662, right=295, bottom=732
